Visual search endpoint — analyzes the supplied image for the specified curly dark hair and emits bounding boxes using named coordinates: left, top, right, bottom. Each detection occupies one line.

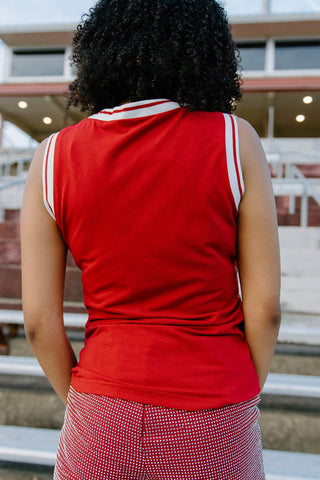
left=68, top=0, right=242, bottom=114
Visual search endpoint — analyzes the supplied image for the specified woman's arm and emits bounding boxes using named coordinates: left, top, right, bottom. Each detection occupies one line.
left=237, top=118, right=281, bottom=390
left=21, top=140, right=77, bottom=405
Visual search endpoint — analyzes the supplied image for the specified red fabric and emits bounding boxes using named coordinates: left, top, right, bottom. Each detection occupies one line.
left=51, top=99, right=260, bottom=409
left=54, top=387, right=265, bottom=480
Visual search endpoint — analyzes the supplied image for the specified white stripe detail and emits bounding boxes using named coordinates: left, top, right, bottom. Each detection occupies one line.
left=223, top=113, right=242, bottom=210
left=89, top=99, right=180, bottom=122
left=232, top=114, right=245, bottom=195
left=42, top=133, right=58, bottom=221
left=105, top=98, right=170, bottom=111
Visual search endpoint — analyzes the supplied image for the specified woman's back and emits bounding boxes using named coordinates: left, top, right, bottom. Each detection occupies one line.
left=43, top=99, right=259, bottom=409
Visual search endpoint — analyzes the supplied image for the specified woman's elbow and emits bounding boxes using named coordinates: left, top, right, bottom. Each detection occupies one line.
left=264, top=295, right=282, bottom=327
left=23, top=312, right=43, bottom=344
left=270, top=305, right=281, bottom=328
left=23, top=309, right=61, bottom=344
left=243, top=296, right=281, bottom=328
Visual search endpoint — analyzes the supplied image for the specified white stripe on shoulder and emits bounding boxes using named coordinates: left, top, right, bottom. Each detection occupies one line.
left=231, top=114, right=245, bottom=195
left=223, top=113, right=244, bottom=211
left=42, top=132, right=58, bottom=221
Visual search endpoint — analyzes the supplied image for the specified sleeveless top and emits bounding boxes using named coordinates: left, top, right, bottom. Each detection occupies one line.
left=43, top=99, right=259, bottom=410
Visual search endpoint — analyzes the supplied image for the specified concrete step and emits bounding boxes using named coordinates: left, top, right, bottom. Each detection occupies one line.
left=1, top=309, right=320, bottom=344
left=3, top=332, right=318, bottom=369
left=0, top=334, right=319, bottom=455
left=263, top=373, right=320, bottom=398
left=0, top=424, right=320, bottom=479
left=260, top=408, right=320, bottom=456
left=0, top=461, right=54, bottom=480
left=278, top=325, right=320, bottom=346
left=0, top=382, right=319, bottom=454
left=2, top=355, right=320, bottom=399
left=4, top=354, right=320, bottom=401
left=0, top=387, right=64, bottom=430
left=271, top=351, right=320, bottom=376
left=0, top=312, right=320, bottom=352
left=0, top=426, right=59, bottom=467
left=263, top=449, right=320, bottom=480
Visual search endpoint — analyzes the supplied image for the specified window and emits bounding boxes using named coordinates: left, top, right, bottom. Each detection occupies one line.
left=11, top=49, right=65, bottom=77
left=238, top=42, right=266, bottom=71
left=275, top=41, right=320, bottom=70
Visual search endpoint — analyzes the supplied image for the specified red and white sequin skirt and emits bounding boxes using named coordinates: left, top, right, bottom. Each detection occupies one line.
left=54, top=387, right=265, bottom=480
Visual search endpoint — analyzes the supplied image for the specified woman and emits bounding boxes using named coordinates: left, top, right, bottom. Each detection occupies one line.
left=21, top=1, right=281, bottom=478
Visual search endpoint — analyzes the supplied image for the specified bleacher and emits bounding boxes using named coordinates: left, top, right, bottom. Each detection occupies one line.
left=0, top=309, right=319, bottom=479
left=0, top=148, right=320, bottom=479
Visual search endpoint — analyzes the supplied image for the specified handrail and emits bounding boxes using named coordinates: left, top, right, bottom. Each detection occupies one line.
left=268, top=154, right=320, bottom=226
left=0, top=151, right=319, bottom=227
left=291, top=165, right=320, bottom=207
left=266, top=151, right=320, bottom=165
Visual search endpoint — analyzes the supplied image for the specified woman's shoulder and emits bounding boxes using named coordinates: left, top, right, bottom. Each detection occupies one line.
left=233, top=116, right=267, bottom=176
left=235, top=116, right=260, bottom=143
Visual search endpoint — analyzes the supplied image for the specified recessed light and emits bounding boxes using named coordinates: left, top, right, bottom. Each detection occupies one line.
left=303, top=96, right=313, bottom=104
left=296, top=114, right=306, bottom=123
left=18, top=101, right=28, bottom=109
left=42, top=116, right=53, bottom=125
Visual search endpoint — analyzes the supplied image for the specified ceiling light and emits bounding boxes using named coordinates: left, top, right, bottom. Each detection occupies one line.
left=296, top=115, right=305, bottom=123
left=18, top=100, right=28, bottom=109
left=303, top=96, right=313, bottom=104
left=42, top=116, right=53, bottom=125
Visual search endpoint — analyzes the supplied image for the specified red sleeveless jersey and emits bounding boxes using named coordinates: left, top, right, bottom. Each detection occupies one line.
left=43, top=99, right=259, bottom=410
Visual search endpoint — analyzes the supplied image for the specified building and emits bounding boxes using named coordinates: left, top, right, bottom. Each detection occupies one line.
left=0, top=11, right=320, bottom=142
left=0, top=24, right=82, bottom=144
left=233, top=13, right=320, bottom=139
left=0, top=9, right=319, bottom=227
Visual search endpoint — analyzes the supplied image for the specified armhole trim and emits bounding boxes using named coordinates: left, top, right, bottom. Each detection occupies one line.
left=223, top=114, right=245, bottom=211
left=42, top=132, right=58, bottom=221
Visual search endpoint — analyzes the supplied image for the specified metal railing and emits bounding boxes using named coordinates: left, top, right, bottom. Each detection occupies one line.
left=267, top=152, right=320, bottom=227
left=0, top=147, right=320, bottom=227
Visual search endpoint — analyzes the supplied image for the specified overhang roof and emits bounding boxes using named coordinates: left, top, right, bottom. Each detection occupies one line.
left=230, top=14, right=320, bottom=39
left=0, top=24, right=75, bottom=47
left=0, top=82, right=85, bottom=142
left=0, top=78, right=319, bottom=142
left=1, top=14, right=320, bottom=46
left=0, top=15, right=320, bottom=142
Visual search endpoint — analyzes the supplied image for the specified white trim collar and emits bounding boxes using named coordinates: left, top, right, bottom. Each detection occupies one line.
left=89, top=99, right=181, bottom=122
